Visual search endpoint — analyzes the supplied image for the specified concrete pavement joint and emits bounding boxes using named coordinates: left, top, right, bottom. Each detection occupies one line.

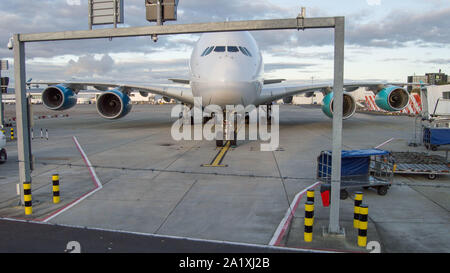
left=397, top=177, right=449, bottom=212
left=154, top=179, right=199, bottom=234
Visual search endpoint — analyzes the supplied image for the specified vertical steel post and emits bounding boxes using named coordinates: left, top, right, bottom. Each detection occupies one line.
left=88, top=0, right=93, bottom=30
left=0, top=90, right=3, bottom=126
left=157, top=0, right=162, bottom=26
left=328, top=16, right=345, bottom=234
left=0, top=69, right=3, bottom=126
left=13, top=34, right=32, bottom=206
left=113, top=0, right=118, bottom=28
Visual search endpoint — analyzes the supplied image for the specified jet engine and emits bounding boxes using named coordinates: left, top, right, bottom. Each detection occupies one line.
left=282, top=96, right=293, bottom=104
left=42, top=84, right=77, bottom=110
left=321, top=92, right=356, bottom=119
left=96, top=89, right=132, bottom=119
left=374, top=86, right=409, bottom=111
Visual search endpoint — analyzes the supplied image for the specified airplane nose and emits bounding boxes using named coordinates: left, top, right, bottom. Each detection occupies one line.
left=192, top=81, right=257, bottom=107
left=191, top=54, right=260, bottom=107
left=199, top=55, right=253, bottom=82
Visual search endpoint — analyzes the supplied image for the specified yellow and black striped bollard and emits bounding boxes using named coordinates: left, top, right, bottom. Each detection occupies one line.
left=353, top=192, right=363, bottom=228
left=52, top=174, right=60, bottom=204
left=10, top=127, right=14, bottom=140
left=304, top=201, right=314, bottom=242
left=23, top=182, right=32, bottom=215
left=358, top=204, right=369, bottom=247
left=306, top=189, right=314, bottom=203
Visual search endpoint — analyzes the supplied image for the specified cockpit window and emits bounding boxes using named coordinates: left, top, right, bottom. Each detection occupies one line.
left=214, top=46, right=226, bottom=52
left=204, top=46, right=214, bottom=56
left=205, top=46, right=250, bottom=55
left=227, top=46, right=239, bottom=52
left=200, top=47, right=210, bottom=56
left=242, top=47, right=252, bottom=57
left=239, top=46, right=251, bottom=57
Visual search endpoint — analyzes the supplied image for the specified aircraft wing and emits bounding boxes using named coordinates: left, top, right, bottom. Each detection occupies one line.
left=29, top=81, right=194, bottom=105
left=256, top=82, right=424, bottom=105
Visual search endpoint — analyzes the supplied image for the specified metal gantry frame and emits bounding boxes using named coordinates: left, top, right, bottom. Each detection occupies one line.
left=0, top=59, right=9, bottom=126
left=13, top=15, right=345, bottom=234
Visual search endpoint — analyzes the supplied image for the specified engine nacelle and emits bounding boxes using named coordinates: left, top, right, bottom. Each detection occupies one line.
left=42, top=84, right=77, bottom=110
left=375, top=86, right=409, bottom=111
left=283, top=96, right=293, bottom=104
left=96, top=89, right=132, bottom=119
left=321, top=92, right=356, bottom=120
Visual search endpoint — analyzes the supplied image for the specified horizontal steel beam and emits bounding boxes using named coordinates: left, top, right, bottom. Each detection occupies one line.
left=19, top=17, right=338, bottom=42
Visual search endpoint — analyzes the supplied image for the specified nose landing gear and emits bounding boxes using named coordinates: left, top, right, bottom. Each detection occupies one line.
left=216, top=110, right=237, bottom=148
left=215, top=104, right=273, bottom=147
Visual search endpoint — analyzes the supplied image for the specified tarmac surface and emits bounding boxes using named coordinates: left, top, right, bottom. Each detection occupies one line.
left=0, top=219, right=304, bottom=253
left=0, top=103, right=449, bottom=253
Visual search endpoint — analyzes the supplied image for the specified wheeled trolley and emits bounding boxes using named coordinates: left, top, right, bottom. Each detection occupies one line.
left=317, top=149, right=394, bottom=205
left=391, top=151, right=449, bottom=180
left=423, top=126, right=450, bottom=151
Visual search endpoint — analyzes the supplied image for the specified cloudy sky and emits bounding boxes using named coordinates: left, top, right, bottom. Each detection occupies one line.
left=0, top=0, right=449, bottom=86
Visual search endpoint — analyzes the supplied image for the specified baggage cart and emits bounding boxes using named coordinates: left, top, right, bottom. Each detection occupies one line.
left=423, top=126, right=450, bottom=151
left=317, top=149, right=394, bottom=205
left=391, top=151, right=449, bottom=180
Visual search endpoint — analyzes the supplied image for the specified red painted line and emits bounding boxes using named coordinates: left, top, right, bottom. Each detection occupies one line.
left=6, top=137, right=102, bottom=223
left=36, top=136, right=102, bottom=222
left=37, top=186, right=98, bottom=222
left=269, top=181, right=321, bottom=246
left=374, top=138, right=395, bottom=149
left=71, top=136, right=102, bottom=188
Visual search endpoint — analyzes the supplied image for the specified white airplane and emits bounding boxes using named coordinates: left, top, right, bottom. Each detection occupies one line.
left=33, top=31, right=414, bottom=147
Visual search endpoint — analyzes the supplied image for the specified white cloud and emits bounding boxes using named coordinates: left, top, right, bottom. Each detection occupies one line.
left=367, top=0, right=381, bottom=6
left=66, top=0, right=81, bottom=6
left=65, top=54, right=115, bottom=77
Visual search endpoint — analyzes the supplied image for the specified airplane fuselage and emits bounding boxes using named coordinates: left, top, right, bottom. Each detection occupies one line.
left=189, top=32, right=264, bottom=107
